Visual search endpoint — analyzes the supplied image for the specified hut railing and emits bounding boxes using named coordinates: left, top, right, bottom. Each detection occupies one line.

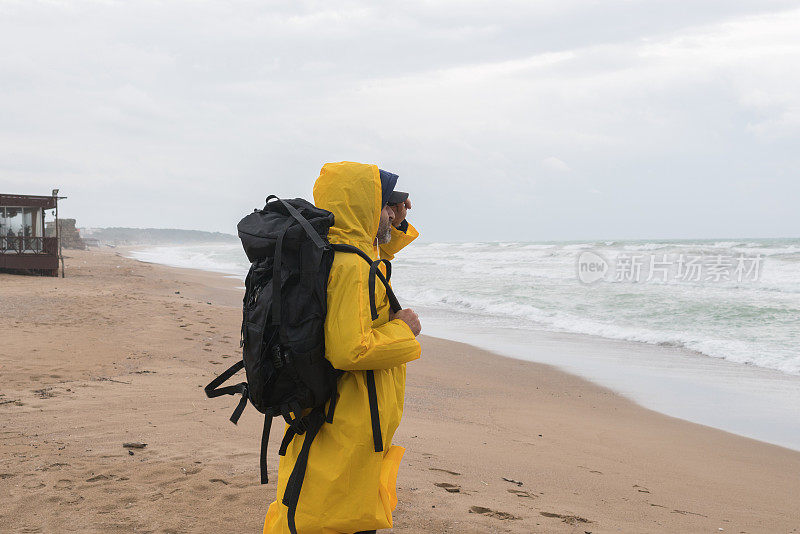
left=0, top=236, right=58, bottom=255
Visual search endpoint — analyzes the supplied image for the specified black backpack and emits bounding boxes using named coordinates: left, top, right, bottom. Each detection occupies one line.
left=204, top=196, right=401, bottom=533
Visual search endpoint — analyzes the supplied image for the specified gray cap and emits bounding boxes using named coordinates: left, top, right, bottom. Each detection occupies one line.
left=386, top=190, right=408, bottom=205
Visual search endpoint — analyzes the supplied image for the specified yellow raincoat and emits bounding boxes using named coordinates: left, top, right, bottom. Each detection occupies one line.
left=264, top=162, right=421, bottom=534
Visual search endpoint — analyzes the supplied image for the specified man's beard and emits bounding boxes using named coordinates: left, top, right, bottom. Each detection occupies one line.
left=376, top=219, right=392, bottom=244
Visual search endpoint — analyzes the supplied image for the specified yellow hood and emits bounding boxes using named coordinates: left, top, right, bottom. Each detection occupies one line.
left=313, top=161, right=382, bottom=252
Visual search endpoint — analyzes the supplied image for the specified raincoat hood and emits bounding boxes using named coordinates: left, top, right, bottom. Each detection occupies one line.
left=313, top=161, right=382, bottom=252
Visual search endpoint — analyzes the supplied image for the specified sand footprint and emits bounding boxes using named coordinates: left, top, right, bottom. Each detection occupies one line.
left=33, top=387, right=56, bottom=399
left=434, top=482, right=461, bottom=493
left=469, top=506, right=520, bottom=520
left=577, top=465, right=603, bottom=474
left=54, top=479, right=74, bottom=490
left=62, top=494, right=84, bottom=505
left=540, top=511, right=592, bottom=526
left=181, top=466, right=202, bottom=475
left=429, top=467, right=461, bottom=475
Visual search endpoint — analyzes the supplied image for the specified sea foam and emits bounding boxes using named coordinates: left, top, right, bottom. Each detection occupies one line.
left=128, top=238, right=800, bottom=377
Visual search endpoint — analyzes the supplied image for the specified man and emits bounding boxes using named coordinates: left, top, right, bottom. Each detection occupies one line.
left=264, top=162, right=422, bottom=534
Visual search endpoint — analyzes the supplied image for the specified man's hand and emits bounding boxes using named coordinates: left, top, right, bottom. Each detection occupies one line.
left=390, top=308, right=421, bottom=337
left=390, top=198, right=412, bottom=228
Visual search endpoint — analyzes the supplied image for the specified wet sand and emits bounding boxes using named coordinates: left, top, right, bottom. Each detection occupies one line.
left=1, top=248, right=799, bottom=533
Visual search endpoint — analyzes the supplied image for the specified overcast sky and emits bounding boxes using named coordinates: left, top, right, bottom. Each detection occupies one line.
left=2, top=0, right=799, bottom=241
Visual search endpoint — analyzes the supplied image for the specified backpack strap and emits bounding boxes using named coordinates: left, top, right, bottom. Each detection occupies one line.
left=281, top=401, right=306, bottom=433
left=266, top=400, right=308, bottom=485
left=325, top=381, right=339, bottom=424
left=277, top=384, right=338, bottom=455
left=271, top=225, right=288, bottom=326
left=282, top=407, right=326, bottom=534
left=204, top=360, right=249, bottom=424
left=269, top=196, right=327, bottom=328
left=329, top=243, right=401, bottom=453
left=330, top=243, right=401, bottom=316
left=365, top=370, right=383, bottom=452
left=260, top=415, right=272, bottom=484
left=265, top=195, right=327, bottom=249
left=278, top=425, right=297, bottom=456
left=368, top=259, right=392, bottom=320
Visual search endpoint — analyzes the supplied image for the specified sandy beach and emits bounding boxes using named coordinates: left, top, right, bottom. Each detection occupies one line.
left=1, top=248, right=799, bottom=533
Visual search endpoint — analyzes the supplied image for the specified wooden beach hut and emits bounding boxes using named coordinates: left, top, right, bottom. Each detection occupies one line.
left=0, top=191, right=64, bottom=277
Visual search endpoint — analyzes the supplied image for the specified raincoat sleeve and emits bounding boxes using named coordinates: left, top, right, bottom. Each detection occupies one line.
left=379, top=222, right=419, bottom=261
left=325, top=259, right=421, bottom=371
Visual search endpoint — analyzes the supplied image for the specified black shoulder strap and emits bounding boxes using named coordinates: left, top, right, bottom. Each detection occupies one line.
left=368, top=259, right=392, bottom=321
left=330, top=243, right=401, bottom=316
left=329, top=244, right=394, bottom=454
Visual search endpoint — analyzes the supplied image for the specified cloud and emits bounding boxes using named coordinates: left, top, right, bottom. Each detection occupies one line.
left=0, top=1, right=798, bottom=240
left=541, top=157, right=571, bottom=173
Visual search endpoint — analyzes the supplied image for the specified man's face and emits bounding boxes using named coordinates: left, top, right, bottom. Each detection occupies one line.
left=376, top=204, right=395, bottom=244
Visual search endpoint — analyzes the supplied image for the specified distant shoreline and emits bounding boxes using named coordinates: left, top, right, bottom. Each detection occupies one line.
left=81, top=227, right=237, bottom=247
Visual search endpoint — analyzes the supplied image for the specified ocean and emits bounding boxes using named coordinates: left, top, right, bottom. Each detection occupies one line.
left=129, top=238, right=800, bottom=377
left=128, top=237, right=800, bottom=449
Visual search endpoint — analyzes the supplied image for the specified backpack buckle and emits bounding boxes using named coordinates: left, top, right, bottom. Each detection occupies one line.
left=281, top=403, right=308, bottom=435
left=293, top=418, right=308, bottom=434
